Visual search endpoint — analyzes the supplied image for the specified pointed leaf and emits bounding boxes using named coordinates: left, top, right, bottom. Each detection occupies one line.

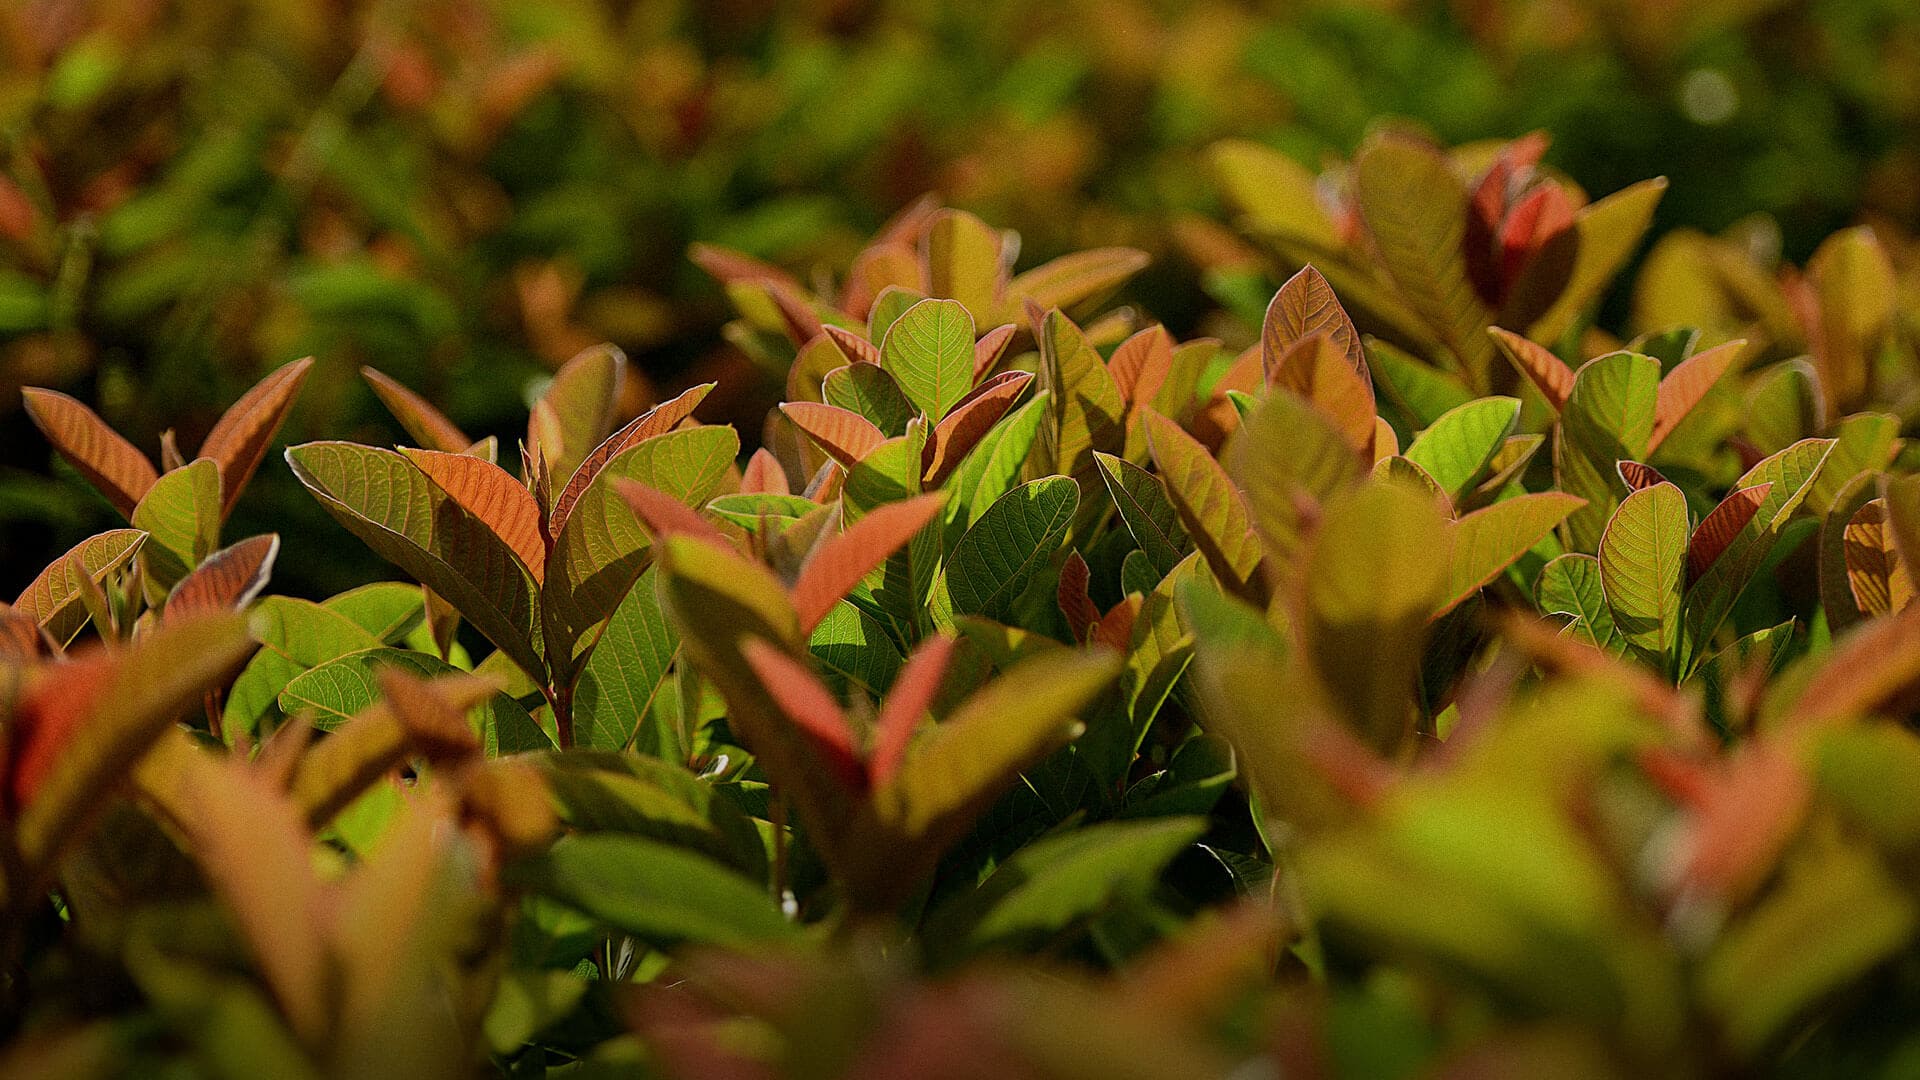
left=1110, top=325, right=1174, bottom=409
left=1441, top=493, right=1584, bottom=616
left=740, top=638, right=864, bottom=791
left=131, top=458, right=222, bottom=589
left=166, top=534, right=279, bottom=619
left=823, top=362, right=916, bottom=436
left=740, top=448, right=790, bottom=496
left=1141, top=410, right=1261, bottom=595
left=401, top=449, right=547, bottom=583
left=932, top=476, right=1078, bottom=625
left=1489, top=326, right=1574, bottom=410
left=14, top=529, right=146, bottom=645
left=1598, top=481, right=1688, bottom=668
left=1404, top=397, right=1520, bottom=502
left=1094, top=451, right=1191, bottom=576
left=1001, top=248, right=1149, bottom=320
left=869, top=634, right=957, bottom=787
left=1651, top=339, right=1744, bottom=452
left=1556, top=350, right=1662, bottom=550
left=1228, top=389, right=1366, bottom=566
left=879, top=297, right=975, bottom=422
left=1689, top=483, right=1773, bottom=583
left=1535, top=553, right=1621, bottom=653
left=1263, top=265, right=1369, bottom=383
left=791, top=493, right=946, bottom=633
left=1035, top=308, right=1126, bottom=505
left=548, top=381, right=715, bottom=539
left=361, top=367, right=470, bottom=453
left=1529, top=178, right=1667, bottom=342
left=924, top=370, right=1033, bottom=486
left=530, top=344, right=624, bottom=486
left=199, top=357, right=314, bottom=517
left=822, top=324, right=881, bottom=365
left=573, top=565, right=680, bottom=755
left=1267, top=333, right=1376, bottom=453
left=506, top=834, right=795, bottom=947
left=779, top=402, right=886, bottom=467
left=21, top=387, right=158, bottom=517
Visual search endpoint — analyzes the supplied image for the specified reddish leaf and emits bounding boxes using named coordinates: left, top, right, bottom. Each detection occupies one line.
left=823, top=325, right=881, bottom=365
left=1667, top=745, right=1809, bottom=906
left=1488, top=326, right=1574, bottom=410
left=779, top=402, right=887, bottom=467
left=1092, top=595, right=1141, bottom=653
left=613, top=477, right=733, bottom=551
left=741, top=448, right=791, bottom=495
left=1268, top=334, right=1377, bottom=454
left=1688, top=483, right=1772, bottom=583
left=198, top=357, right=314, bottom=517
left=21, top=388, right=158, bottom=517
left=166, top=534, right=280, bottom=619
left=1057, top=551, right=1100, bottom=645
left=1110, top=326, right=1174, bottom=409
left=790, top=493, right=946, bottom=633
left=1497, top=183, right=1577, bottom=295
left=403, top=449, right=548, bottom=582
left=1262, top=265, right=1369, bottom=382
left=739, top=638, right=865, bottom=792
left=842, top=241, right=924, bottom=319
left=972, top=323, right=1017, bottom=382
left=548, top=382, right=716, bottom=539
left=1617, top=461, right=1669, bottom=492
left=361, top=367, right=470, bottom=453
left=922, top=370, right=1034, bottom=486
left=869, top=634, right=957, bottom=787
left=687, top=243, right=802, bottom=291
left=1652, top=339, right=1746, bottom=451
left=4, top=651, right=114, bottom=814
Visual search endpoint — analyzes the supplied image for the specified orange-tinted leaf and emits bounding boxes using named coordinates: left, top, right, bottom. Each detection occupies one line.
left=361, top=366, right=470, bottom=453
left=612, top=477, right=733, bottom=551
left=1488, top=326, right=1574, bottom=410
left=1057, top=550, right=1100, bottom=645
left=1617, top=461, right=1669, bottom=492
left=1262, top=265, right=1368, bottom=383
left=21, top=388, right=158, bottom=517
left=869, top=634, right=957, bottom=788
left=548, top=381, right=716, bottom=538
left=842, top=240, right=924, bottom=319
left=1784, top=604, right=1920, bottom=727
left=166, top=534, right=279, bottom=619
left=1111, top=326, right=1174, bottom=409
left=403, top=449, right=547, bottom=582
left=5, top=651, right=114, bottom=815
left=741, top=448, right=791, bottom=495
left=1666, top=745, right=1809, bottom=907
left=1498, top=182, right=1576, bottom=294
left=529, top=344, right=625, bottom=486
left=14, top=529, right=146, bottom=644
left=790, top=493, right=946, bottom=633
left=973, top=323, right=1017, bottom=382
left=923, top=369, right=1033, bottom=485
left=739, top=638, right=864, bottom=792
left=688, top=243, right=803, bottom=291
left=780, top=402, right=887, bottom=467
left=1688, top=483, right=1772, bottom=583
left=1652, top=339, right=1746, bottom=451
left=1268, top=333, right=1376, bottom=454
left=823, top=324, right=881, bottom=365
left=1143, top=410, right=1262, bottom=596
left=198, top=357, right=314, bottom=517
left=1002, top=247, right=1149, bottom=318
left=1093, top=595, right=1141, bottom=653
left=1845, top=500, right=1914, bottom=617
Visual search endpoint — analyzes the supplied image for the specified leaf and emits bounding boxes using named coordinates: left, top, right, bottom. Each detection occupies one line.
left=1109, top=325, right=1173, bottom=409
left=1301, top=482, right=1449, bottom=751
left=1352, top=131, right=1496, bottom=386
left=739, top=448, right=791, bottom=496
left=1227, top=391, right=1365, bottom=566
left=1404, top=397, right=1521, bottom=502
left=791, top=493, right=946, bottom=633
left=1598, top=481, right=1689, bottom=669
left=822, top=324, right=882, bottom=365
left=1689, top=484, right=1773, bottom=583
left=547, top=381, right=715, bottom=540
left=224, top=597, right=385, bottom=738
left=505, top=834, right=795, bottom=947
left=166, top=534, right=279, bottom=619
left=544, top=425, right=738, bottom=669
left=1844, top=500, right=1914, bottom=617
left=1002, top=248, right=1149, bottom=320
left=1208, top=139, right=1340, bottom=245
left=1806, top=226, right=1897, bottom=413
left=131, top=458, right=222, bottom=589
left=932, top=477, right=1078, bottom=626
left=1141, top=410, right=1262, bottom=596
left=280, top=646, right=547, bottom=752
left=1441, top=493, right=1584, bottom=616
left=286, top=442, right=544, bottom=681
left=324, top=583, right=427, bottom=643
left=941, top=393, right=1047, bottom=542
left=1489, top=326, right=1574, bottom=410
left=14, top=529, right=145, bottom=645
left=361, top=366, right=470, bottom=453
left=870, top=635, right=957, bottom=787
left=1650, top=339, right=1744, bottom=452
left=973, top=323, right=1017, bottom=381
left=196, top=357, right=314, bottom=517
left=1267, top=334, right=1377, bottom=454
left=529, top=344, right=623, bottom=486
left=1094, top=451, right=1191, bottom=576
left=1616, top=461, right=1668, bottom=492
left=740, top=639, right=865, bottom=791
left=927, top=208, right=1006, bottom=317
left=21, top=387, right=158, bottom=517
left=822, top=362, right=916, bottom=436
left=1555, top=351, right=1661, bottom=550
left=779, top=402, right=887, bottom=466
left=1528, top=177, right=1667, bottom=343
left=1263, top=265, right=1369, bottom=384
left=1034, top=308, right=1127, bottom=505
left=402, top=449, right=547, bottom=582
left=879, top=297, right=975, bottom=422
left=925, top=817, right=1206, bottom=962
left=1881, top=473, right=1920, bottom=587
left=809, top=601, right=905, bottom=701
left=570, top=565, right=680, bottom=756
left=1534, top=554, right=1621, bottom=652
left=10, top=612, right=254, bottom=872
left=924, top=370, right=1033, bottom=486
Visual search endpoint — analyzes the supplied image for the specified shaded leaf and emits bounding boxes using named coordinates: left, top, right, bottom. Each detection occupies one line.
left=199, top=357, right=314, bottom=517
left=21, top=387, right=158, bottom=517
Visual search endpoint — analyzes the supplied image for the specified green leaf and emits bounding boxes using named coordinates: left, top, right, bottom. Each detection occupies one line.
left=1366, top=337, right=1475, bottom=433
left=131, top=458, right=221, bottom=590
left=808, top=600, right=905, bottom=700
left=1598, top=482, right=1689, bottom=670
left=504, top=834, right=793, bottom=948
left=286, top=442, right=545, bottom=681
left=932, top=476, right=1078, bottom=627
left=1127, top=552, right=1206, bottom=736
left=543, top=425, right=738, bottom=671
left=823, top=361, right=917, bottom=437
left=573, top=565, right=679, bottom=755
left=879, top=298, right=975, bottom=422
left=1094, top=451, right=1191, bottom=577
left=14, top=528, right=146, bottom=645
left=1227, top=390, right=1365, bottom=566
left=942, top=392, right=1047, bottom=544
left=1441, top=492, right=1584, bottom=617
left=1534, top=554, right=1622, bottom=653
left=1403, top=397, right=1520, bottom=503
left=924, top=817, right=1206, bottom=963
left=1556, top=351, right=1661, bottom=551
left=1034, top=309, right=1126, bottom=513
left=224, top=597, right=385, bottom=739
left=530, top=344, right=623, bottom=486
left=536, top=753, right=765, bottom=880
left=1142, top=410, right=1262, bottom=597
left=279, top=647, right=549, bottom=753
left=322, top=582, right=427, bottom=643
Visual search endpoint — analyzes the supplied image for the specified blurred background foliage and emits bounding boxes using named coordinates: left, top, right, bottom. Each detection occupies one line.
left=5, top=0, right=1919, bottom=596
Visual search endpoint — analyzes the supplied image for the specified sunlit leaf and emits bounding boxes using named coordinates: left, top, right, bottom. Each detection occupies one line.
left=361, top=366, right=470, bottom=453
left=14, top=529, right=145, bottom=645
left=131, top=458, right=222, bottom=589
left=1598, top=482, right=1688, bottom=671
left=199, top=357, right=314, bottom=517
left=166, top=534, right=279, bottom=620
left=21, top=387, right=158, bottom=517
